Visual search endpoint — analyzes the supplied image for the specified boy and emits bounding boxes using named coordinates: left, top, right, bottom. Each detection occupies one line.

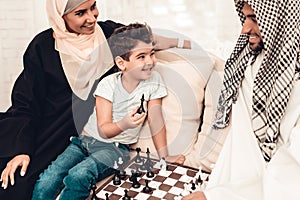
left=32, top=23, right=185, bottom=200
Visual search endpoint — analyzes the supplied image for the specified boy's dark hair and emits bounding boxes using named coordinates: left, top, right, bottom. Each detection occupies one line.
left=108, top=23, right=154, bottom=61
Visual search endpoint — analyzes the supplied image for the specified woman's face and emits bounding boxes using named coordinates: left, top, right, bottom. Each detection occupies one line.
left=63, top=0, right=99, bottom=35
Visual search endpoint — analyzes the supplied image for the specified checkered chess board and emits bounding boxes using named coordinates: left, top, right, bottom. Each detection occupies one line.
left=93, top=157, right=204, bottom=200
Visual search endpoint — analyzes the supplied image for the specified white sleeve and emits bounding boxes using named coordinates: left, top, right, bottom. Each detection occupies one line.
left=263, top=80, right=300, bottom=200
left=149, top=71, right=167, bottom=100
left=93, top=74, right=116, bottom=102
left=205, top=177, right=264, bottom=200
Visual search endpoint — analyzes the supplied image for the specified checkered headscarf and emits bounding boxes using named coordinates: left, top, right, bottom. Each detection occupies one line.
left=214, top=0, right=300, bottom=161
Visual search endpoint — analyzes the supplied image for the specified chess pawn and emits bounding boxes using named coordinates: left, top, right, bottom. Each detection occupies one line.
left=131, top=178, right=141, bottom=189
left=90, top=182, right=99, bottom=200
left=136, top=94, right=145, bottom=114
left=180, top=183, right=191, bottom=196
left=122, top=189, right=131, bottom=200
left=119, top=169, right=126, bottom=180
left=113, top=161, right=118, bottom=170
left=113, top=172, right=121, bottom=185
left=135, top=165, right=142, bottom=177
left=191, top=182, right=196, bottom=191
left=146, top=169, right=154, bottom=178
left=142, top=180, right=152, bottom=193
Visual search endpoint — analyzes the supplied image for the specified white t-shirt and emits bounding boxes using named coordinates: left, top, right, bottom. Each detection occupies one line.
left=83, top=71, right=167, bottom=144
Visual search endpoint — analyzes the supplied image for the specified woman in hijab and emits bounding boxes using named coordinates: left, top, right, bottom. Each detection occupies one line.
left=0, top=0, right=190, bottom=199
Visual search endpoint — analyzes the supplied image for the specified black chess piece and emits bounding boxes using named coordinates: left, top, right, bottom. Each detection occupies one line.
left=122, top=189, right=131, bottom=200
left=113, top=171, right=121, bottom=185
left=137, top=94, right=145, bottom=114
left=146, top=168, right=154, bottom=178
left=90, top=181, right=99, bottom=200
left=131, top=177, right=141, bottom=189
left=129, top=170, right=136, bottom=182
left=144, top=148, right=153, bottom=170
left=134, top=147, right=142, bottom=163
left=135, top=165, right=142, bottom=177
left=191, top=182, right=196, bottom=190
left=129, top=170, right=141, bottom=188
left=119, top=169, right=126, bottom=180
left=139, top=158, right=147, bottom=171
left=105, top=193, right=109, bottom=200
left=142, top=180, right=152, bottom=193
left=197, top=174, right=203, bottom=185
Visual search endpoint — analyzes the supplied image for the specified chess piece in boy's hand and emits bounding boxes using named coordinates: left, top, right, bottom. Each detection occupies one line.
left=136, top=94, right=145, bottom=114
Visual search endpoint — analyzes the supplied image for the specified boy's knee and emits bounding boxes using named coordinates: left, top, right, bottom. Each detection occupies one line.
left=64, top=167, right=91, bottom=187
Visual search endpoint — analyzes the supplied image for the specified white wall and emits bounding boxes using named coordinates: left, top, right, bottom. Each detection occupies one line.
left=0, top=0, right=40, bottom=111
left=0, top=0, right=241, bottom=111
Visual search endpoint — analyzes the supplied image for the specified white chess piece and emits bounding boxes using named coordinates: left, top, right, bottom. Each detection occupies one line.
left=113, top=160, right=118, bottom=170
left=180, top=183, right=191, bottom=196
left=160, top=158, right=167, bottom=170
left=158, top=157, right=167, bottom=175
left=118, top=157, right=123, bottom=165
left=174, top=196, right=182, bottom=200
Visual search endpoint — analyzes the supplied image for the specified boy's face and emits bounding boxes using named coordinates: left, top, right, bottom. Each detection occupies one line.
left=123, top=41, right=156, bottom=81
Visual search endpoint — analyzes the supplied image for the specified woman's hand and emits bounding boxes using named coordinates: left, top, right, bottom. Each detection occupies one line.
left=1, top=154, right=30, bottom=189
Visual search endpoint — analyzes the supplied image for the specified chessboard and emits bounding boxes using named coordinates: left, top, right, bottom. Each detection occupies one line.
left=89, top=149, right=209, bottom=200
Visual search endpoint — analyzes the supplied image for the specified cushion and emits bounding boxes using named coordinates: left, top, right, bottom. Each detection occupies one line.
left=131, top=48, right=217, bottom=159
left=184, top=52, right=227, bottom=170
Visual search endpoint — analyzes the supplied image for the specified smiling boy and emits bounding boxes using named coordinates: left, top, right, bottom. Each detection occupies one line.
left=32, top=23, right=185, bottom=200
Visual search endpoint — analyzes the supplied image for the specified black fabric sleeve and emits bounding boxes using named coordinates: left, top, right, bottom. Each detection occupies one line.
left=0, top=37, right=45, bottom=158
left=98, top=20, right=124, bottom=38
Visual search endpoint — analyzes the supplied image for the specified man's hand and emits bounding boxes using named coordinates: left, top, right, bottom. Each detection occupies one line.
left=182, top=191, right=207, bottom=200
left=1, top=154, right=30, bottom=189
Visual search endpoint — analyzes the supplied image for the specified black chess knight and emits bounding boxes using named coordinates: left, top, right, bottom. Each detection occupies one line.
left=136, top=94, right=145, bottom=114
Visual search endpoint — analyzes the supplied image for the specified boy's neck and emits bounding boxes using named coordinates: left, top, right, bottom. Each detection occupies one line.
left=121, top=73, right=140, bottom=94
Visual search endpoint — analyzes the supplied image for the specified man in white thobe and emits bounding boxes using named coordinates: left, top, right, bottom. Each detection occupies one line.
left=183, top=0, right=300, bottom=199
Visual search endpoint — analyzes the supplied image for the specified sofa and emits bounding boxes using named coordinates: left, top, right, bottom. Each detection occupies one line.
left=130, top=47, right=226, bottom=171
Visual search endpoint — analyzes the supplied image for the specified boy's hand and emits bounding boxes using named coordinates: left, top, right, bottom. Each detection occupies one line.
left=165, top=154, right=186, bottom=165
left=117, top=107, right=146, bottom=131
